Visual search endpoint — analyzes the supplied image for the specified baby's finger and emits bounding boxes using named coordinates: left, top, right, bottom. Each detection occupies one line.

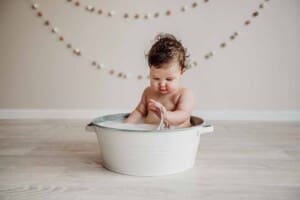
left=148, top=102, right=156, bottom=109
left=148, top=99, right=156, bottom=104
left=149, top=99, right=160, bottom=106
left=148, top=101, right=158, bottom=109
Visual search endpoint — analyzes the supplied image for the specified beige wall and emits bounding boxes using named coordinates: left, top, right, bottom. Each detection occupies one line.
left=0, top=0, right=299, bottom=111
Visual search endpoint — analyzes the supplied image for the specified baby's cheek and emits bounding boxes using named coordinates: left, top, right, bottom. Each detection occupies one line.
left=171, top=82, right=179, bottom=89
left=168, top=84, right=175, bottom=90
left=150, top=84, right=158, bottom=91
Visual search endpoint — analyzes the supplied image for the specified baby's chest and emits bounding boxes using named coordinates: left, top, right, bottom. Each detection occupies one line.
left=149, top=96, right=179, bottom=111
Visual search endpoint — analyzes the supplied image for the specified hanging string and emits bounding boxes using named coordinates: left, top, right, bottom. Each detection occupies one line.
left=64, top=0, right=210, bottom=21
left=28, top=0, right=271, bottom=80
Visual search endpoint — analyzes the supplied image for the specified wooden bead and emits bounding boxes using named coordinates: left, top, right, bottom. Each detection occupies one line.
left=97, top=64, right=104, bottom=69
left=52, top=27, right=59, bottom=33
left=144, top=14, right=151, bottom=19
left=259, top=4, right=264, bottom=9
left=181, top=6, right=188, bottom=12
left=44, top=20, right=50, bottom=26
left=73, top=49, right=81, bottom=56
left=118, top=72, right=123, bottom=77
left=86, top=5, right=95, bottom=12
left=252, top=11, right=259, bottom=17
left=220, top=43, right=226, bottom=48
left=244, top=20, right=251, bottom=25
left=32, top=4, right=38, bottom=10
left=108, top=11, right=115, bottom=17
left=205, top=52, right=214, bottom=59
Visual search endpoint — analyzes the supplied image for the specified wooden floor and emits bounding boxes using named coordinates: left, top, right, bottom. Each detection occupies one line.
left=0, top=119, right=299, bottom=200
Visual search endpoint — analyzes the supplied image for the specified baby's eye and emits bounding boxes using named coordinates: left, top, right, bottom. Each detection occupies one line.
left=166, top=78, right=174, bottom=81
left=153, top=77, right=160, bottom=81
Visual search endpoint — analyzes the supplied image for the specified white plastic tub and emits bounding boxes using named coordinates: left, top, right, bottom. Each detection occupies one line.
left=86, top=113, right=213, bottom=176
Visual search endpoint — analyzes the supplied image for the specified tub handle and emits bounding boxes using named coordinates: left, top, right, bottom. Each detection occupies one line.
left=85, top=122, right=96, bottom=132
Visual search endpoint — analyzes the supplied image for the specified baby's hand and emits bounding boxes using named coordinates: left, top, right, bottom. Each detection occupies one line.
left=148, top=99, right=166, bottom=118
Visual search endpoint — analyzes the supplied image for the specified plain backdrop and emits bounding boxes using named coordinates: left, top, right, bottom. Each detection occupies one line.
left=0, top=0, right=299, bottom=112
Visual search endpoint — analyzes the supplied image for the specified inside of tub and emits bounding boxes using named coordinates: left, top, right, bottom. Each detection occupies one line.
left=92, top=113, right=204, bottom=131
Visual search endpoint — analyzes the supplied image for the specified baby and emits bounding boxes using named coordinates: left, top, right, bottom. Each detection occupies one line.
left=125, top=33, right=194, bottom=128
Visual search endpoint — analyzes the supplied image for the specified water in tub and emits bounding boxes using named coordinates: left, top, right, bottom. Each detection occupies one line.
left=96, top=120, right=159, bottom=131
left=97, top=109, right=167, bottom=130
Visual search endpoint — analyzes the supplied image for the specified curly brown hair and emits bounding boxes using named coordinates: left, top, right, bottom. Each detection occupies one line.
left=147, top=33, right=189, bottom=70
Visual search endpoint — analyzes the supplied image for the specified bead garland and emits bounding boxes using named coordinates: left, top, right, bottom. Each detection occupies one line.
left=29, top=0, right=271, bottom=80
left=65, top=0, right=210, bottom=20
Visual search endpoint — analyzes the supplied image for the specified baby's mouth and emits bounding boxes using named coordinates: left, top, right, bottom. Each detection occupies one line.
left=159, top=88, right=168, bottom=93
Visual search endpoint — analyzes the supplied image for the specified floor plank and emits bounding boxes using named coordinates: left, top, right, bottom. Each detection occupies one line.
left=0, top=120, right=299, bottom=200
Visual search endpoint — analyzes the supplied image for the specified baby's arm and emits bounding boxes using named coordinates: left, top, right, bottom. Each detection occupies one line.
left=124, top=88, right=148, bottom=123
left=164, top=89, right=194, bottom=126
left=149, top=89, right=194, bottom=126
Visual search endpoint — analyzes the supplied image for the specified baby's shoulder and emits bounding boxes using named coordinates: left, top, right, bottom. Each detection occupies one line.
left=177, top=87, right=194, bottom=100
left=179, top=87, right=193, bottom=96
left=141, top=87, right=153, bottom=99
left=143, top=86, right=152, bottom=95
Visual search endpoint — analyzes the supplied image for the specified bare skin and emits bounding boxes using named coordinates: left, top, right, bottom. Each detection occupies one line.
left=125, top=60, right=194, bottom=128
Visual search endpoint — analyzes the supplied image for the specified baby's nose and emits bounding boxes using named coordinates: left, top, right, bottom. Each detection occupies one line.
left=159, top=81, right=166, bottom=87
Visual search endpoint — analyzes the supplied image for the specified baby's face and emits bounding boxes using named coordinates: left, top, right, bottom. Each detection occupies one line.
left=150, top=61, right=183, bottom=95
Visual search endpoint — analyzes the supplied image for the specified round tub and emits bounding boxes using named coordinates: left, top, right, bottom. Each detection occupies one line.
left=86, top=113, right=213, bottom=176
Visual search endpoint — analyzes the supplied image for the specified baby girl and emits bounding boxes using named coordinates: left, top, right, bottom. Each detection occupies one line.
left=125, top=33, right=194, bottom=128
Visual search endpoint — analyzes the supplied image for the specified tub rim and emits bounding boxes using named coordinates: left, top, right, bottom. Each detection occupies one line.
left=89, top=113, right=210, bottom=133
